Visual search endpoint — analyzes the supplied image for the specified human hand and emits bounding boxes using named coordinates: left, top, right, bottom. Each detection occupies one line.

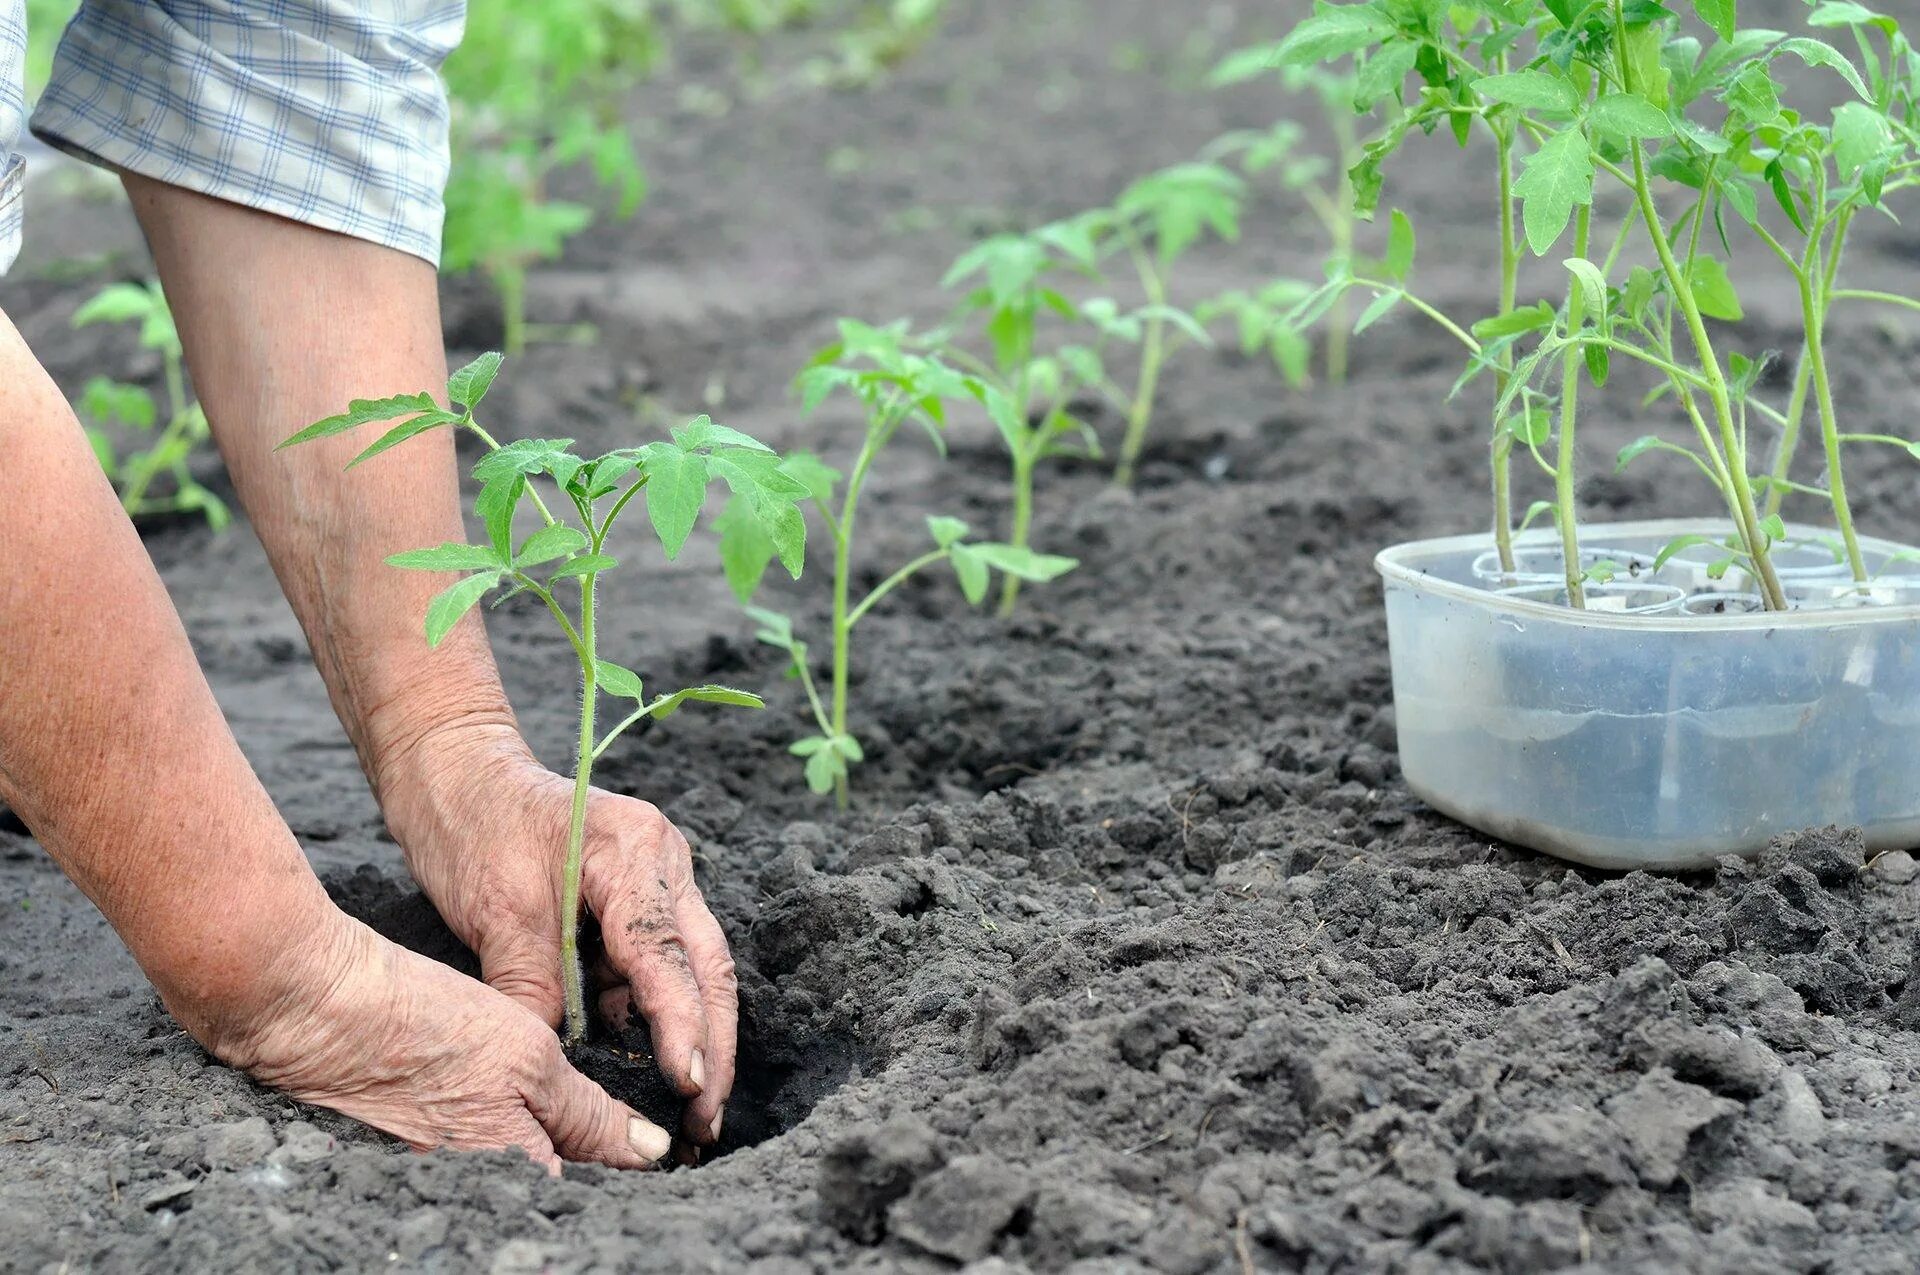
left=202, top=912, right=675, bottom=1173
left=381, top=727, right=737, bottom=1147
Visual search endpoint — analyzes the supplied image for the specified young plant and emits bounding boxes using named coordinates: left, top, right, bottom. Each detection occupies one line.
left=440, top=0, right=654, bottom=355
left=1267, top=0, right=1920, bottom=612
left=1204, top=62, right=1368, bottom=384
left=71, top=281, right=229, bottom=530
left=278, top=353, right=807, bottom=1046
left=926, top=219, right=1106, bottom=614
left=1102, top=162, right=1245, bottom=487
left=717, top=321, right=1075, bottom=802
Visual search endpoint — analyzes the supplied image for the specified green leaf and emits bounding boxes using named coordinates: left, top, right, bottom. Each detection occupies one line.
left=1473, top=70, right=1579, bottom=112
left=386, top=543, right=507, bottom=572
left=1353, top=290, right=1403, bottom=334
left=278, top=393, right=441, bottom=450
left=1832, top=101, right=1894, bottom=181
left=1759, top=513, right=1787, bottom=543
left=927, top=515, right=971, bottom=548
left=715, top=495, right=776, bottom=602
left=710, top=453, right=808, bottom=579
left=1687, top=256, right=1744, bottom=321
left=1722, top=62, right=1780, bottom=124
left=949, top=544, right=991, bottom=605
left=471, top=438, right=582, bottom=487
left=1589, top=93, right=1672, bottom=138
left=648, top=684, right=765, bottom=718
left=1505, top=405, right=1554, bottom=446
left=672, top=415, right=775, bottom=454
left=1692, top=0, right=1735, bottom=42
left=516, top=522, right=589, bottom=568
left=1653, top=534, right=1722, bottom=571
left=345, top=410, right=465, bottom=468
left=72, top=282, right=159, bottom=329
left=1472, top=302, right=1558, bottom=341
left=1384, top=209, right=1415, bottom=282
left=1274, top=7, right=1396, bottom=66
left=973, top=544, right=1079, bottom=582
left=549, top=554, right=618, bottom=581
left=779, top=452, right=842, bottom=506
left=1772, top=38, right=1872, bottom=101
left=746, top=606, right=797, bottom=651
left=1513, top=130, right=1594, bottom=257
left=1585, top=343, right=1612, bottom=388
left=803, top=746, right=844, bottom=795
left=447, top=352, right=504, bottom=412
left=1563, top=259, right=1610, bottom=328
left=476, top=475, right=525, bottom=559
left=424, top=572, right=503, bottom=647
left=640, top=443, right=710, bottom=558
left=595, top=660, right=645, bottom=700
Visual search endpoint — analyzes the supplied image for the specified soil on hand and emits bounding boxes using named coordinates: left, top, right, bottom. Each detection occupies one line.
left=6, top=2, right=1920, bottom=1271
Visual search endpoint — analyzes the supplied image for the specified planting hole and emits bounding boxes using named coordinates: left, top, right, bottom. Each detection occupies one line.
left=326, top=867, right=862, bottom=1164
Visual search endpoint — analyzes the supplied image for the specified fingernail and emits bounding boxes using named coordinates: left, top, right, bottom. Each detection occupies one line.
left=709, top=1106, right=725, bottom=1143
left=629, top=1116, right=673, bottom=1163
left=689, top=1048, right=706, bottom=1093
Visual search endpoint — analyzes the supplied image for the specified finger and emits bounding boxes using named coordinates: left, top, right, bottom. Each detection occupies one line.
left=597, top=984, right=636, bottom=1034
left=500, top=1112, right=564, bottom=1177
left=480, top=937, right=567, bottom=1031
left=678, top=893, right=739, bottom=1146
left=527, top=1045, right=673, bottom=1170
left=588, top=869, right=710, bottom=1098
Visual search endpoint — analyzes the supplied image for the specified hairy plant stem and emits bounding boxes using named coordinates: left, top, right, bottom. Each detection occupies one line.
left=829, top=420, right=893, bottom=808
left=497, top=263, right=528, bottom=359
left=1556, top=206, right=1594, bottom=609
left=1629, top=149, right=1786, bottom=610
left=1800, top=276, right=1869, bottom=584
left=1492, top=130, right=1521, bottom=574
left=1114, top=250, right=1168, bottom=488
left=120, top=348, right=194, bottom=513
left=1611, top=0, right=1782, bottom=609
left=997, top=449, right=1035, bottom=617
left=561, top=572, right=598, bottom=1046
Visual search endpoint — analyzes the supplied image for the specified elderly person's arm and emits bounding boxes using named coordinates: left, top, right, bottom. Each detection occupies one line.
left=0, top=308, right=673, bottom=1170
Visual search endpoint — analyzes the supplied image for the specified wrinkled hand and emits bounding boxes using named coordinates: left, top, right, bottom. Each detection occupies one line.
left=384, top=731, right=737, bottom=1147
left=209, top=915, right=675, bottom=1173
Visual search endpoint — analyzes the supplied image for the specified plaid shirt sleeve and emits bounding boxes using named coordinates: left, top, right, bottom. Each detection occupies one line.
left=0, top=1, right=26, bottom=276
left=25, top=0, right=464, bottom=268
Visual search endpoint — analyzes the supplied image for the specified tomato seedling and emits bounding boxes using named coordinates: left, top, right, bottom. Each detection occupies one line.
left=441, top=0, right=653, bottom=356
left=1268, top=0, right=1920, bottom=611
left=71, top=281, right=229, bottom=530
left=925, top=220, right=1107, bottom=614
left=1204, top=60, right=1370, bottom=385
left=1098, top=162, right=1244, bottom=487
left=280, top=353, right=806, bottom=1045
left=718, top=321, right=1075, bottom=802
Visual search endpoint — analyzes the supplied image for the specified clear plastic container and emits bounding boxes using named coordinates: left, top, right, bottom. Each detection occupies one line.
left=1377, top=519, right=1920, bottom=869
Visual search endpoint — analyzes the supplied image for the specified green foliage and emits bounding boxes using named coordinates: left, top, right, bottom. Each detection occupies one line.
left=439, top=0, right=656, bottom=355
left=281, top=355, right=803, bottom=1044
left=723, top=321, right=1075, bottom=800
left=71, top=281, right=229, bottom=530
left=1259, top=0, right=1920, bottom=611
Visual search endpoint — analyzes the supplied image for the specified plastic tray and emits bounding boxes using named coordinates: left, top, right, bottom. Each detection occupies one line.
left=1376, top=519, right=1920, bottom=869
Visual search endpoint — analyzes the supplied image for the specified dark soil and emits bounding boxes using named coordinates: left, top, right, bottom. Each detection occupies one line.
left=8, top=1, right=1920, bottom=1271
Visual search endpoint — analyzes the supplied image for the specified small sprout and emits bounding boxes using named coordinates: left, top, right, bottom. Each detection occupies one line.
left=71, top=281, right=228, bottom=530
left=723, top=322, right=1075, bottom=802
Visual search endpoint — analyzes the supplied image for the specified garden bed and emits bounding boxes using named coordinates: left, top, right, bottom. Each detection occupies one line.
left=7, top=1, right=1920, bottom=1270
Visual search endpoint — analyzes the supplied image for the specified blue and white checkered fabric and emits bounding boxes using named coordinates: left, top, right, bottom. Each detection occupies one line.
left=0, top=3, right=26, bottom=275
left=0, top=0, right=462, bottom=277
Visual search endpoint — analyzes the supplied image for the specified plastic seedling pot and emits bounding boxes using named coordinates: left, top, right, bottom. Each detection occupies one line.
left=1376, top=519, right=1920, bottom=870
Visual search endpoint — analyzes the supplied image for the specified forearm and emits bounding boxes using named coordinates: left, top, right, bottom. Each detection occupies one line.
left=0, top=310, right=344, bottom=1053
left=121, top=177, right=535, bottom=807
